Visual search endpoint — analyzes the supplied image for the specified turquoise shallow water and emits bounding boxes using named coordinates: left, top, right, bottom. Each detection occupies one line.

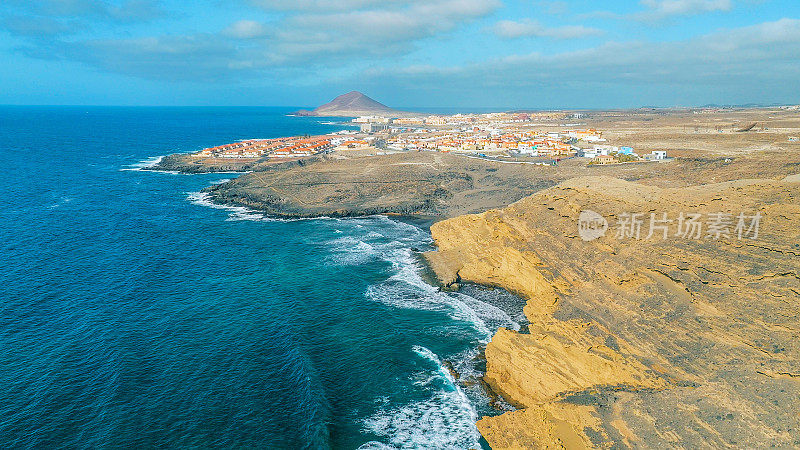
left=0, top=106, right=522, bottom=449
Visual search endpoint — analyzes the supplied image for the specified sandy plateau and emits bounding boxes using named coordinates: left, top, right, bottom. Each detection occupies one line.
left=423, top=174, right=800, bottom=448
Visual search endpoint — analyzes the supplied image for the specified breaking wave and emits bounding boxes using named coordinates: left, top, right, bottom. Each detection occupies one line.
left=359, top=346, right=481, bottom=450
left=361, top=247, right=520, bottom=340
left=120, top=155, right=168, bottom=172
left=323, top=216, right=522, bottom=448
left=186, top=192, right=268, bottom=221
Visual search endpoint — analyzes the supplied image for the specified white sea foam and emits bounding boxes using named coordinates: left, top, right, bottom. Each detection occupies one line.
left=323, top=216, right=522, bottom=448
left=47, top=196, right=74, bottom=209
left=359, top=346, right=482, bottom=450
left=120, top=155, right=168, bottom=172
left=364, top=249, right=521, bottom=340
left=123, top=155, right=254, bottom=175
left=186, top=192, right=268, bottom=221
left=186, top=191, right=336, bottom=222
left=326, top=235, right=401, bottom=266
left=357, top=443, right=394, bottom=450
left=340, top=217, right=524, bottom=447
left=323, top=216, right=519, bottom=337
left=323, top=216, right=430, bottom=267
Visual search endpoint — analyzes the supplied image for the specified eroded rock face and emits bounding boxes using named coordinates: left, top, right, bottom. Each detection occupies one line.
left=424, top=176, right=800, bottom=448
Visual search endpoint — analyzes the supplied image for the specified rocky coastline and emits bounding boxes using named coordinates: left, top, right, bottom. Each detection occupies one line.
left=151, top=145, right=800, bottom=447
left=186, top=152, right=561, bottom=219
left=422, top=175, right=800, bottom=448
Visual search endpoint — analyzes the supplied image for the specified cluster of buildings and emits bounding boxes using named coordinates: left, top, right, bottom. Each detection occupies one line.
left=382, top=128, right=602, bottom=158
left=332, top=139, right=372, bottom=151
left=192, top=112, right=671, bottom=165
left=193, top=136, right=333, bottom=159
left=581, top=145, right=634, bottom=159
left=350, top=112, right=614, bottom=159
left=354, top=111, right=569, bottom=129
left=587, top=146, right=668, bottom=165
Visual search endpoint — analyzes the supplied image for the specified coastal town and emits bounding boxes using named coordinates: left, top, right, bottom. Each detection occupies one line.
left=191, top=111, right=669, bottom=165
left=152, top=95, right=800, bottom=450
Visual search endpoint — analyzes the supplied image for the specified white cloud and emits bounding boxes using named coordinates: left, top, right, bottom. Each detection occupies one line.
left=0, top=15, right=73, bottom=37
left=0, top=0, right=165, bottom=39
left=226, top=0, right=503, bottom=64
left=577, top=0, right=733, bottom=23
left=532, top=1, right=569, bottom=15
left=18, top=0, right=501, bottom=81
left=286, top=0, right=499, bottom=43
left=493, top=19, right=604, bottom=39
left=364, top=18, right=800, bottom=106
left=9, top=0, right=797, bottom=108
left=222, top=20, right=268, bottom=39
left=638, top=0, right=732, bottom=19
left=51, top=34, right=241, bottom=81
left=248, top=0, right=399, bottom=11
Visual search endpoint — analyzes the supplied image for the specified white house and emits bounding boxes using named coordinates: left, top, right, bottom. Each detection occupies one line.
left=518, top=143, right=540, bottom=156
left=581, top=135, right=606, bottom=143
left=644, top=150, right=668, bottom=160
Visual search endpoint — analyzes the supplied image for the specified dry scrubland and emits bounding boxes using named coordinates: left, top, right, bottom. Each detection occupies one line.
left=160, top=107, right=800, bottom=448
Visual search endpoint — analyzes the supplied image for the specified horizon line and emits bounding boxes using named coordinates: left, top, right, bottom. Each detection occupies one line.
left=1, top=103, right=797, bottom=112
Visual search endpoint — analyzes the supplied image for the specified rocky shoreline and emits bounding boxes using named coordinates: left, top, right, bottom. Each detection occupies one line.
left=148, top=153, right=321, bottom=174
left=178, top=152, right=562, bottom=219
left=422, top=175, right=800, bottom=448
left=151, top=146, right=800, bottom=447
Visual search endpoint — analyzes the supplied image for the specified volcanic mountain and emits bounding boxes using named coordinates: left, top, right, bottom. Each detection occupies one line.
left=294, top=91, right=404, bottom=117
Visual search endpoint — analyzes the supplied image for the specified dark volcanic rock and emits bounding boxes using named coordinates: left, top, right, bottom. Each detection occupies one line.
left=149, top=154, right=256, bottom=173
left=203, top=152, right=559, bottom=219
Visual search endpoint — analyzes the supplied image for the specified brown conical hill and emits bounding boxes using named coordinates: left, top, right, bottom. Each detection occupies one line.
left=295, top=91, right=407, bottom=117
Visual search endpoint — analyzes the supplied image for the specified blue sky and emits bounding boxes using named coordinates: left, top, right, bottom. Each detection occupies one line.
left=1, top=0, right=799, bottom=108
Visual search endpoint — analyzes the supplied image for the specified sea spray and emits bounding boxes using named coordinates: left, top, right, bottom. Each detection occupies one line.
left=314, top=216, right=523, bottom=448
left=121, top=155, right=165, bottom=171
left=187, top=191, right=267, bottom=221
left=363, top=247, right=520, bottom=340
left=359, top=345, right=483, bottom=449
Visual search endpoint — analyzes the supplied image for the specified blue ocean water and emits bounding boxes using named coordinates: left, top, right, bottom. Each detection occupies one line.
left=0, top=106, right=522, bottom=449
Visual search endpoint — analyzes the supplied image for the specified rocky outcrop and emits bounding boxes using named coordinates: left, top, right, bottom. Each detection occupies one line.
left=204, top=152, right=557, bottom=219
left=424, top=176, right=800, bottom=448
left=150, top=153, right=261, bottom=173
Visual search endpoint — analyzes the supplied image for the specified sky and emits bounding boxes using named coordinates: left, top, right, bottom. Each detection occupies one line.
left=1, top=0, right=799, bottom=109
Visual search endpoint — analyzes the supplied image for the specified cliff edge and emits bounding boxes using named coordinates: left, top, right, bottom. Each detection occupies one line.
left=424, top=175, right=800, bottom=448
